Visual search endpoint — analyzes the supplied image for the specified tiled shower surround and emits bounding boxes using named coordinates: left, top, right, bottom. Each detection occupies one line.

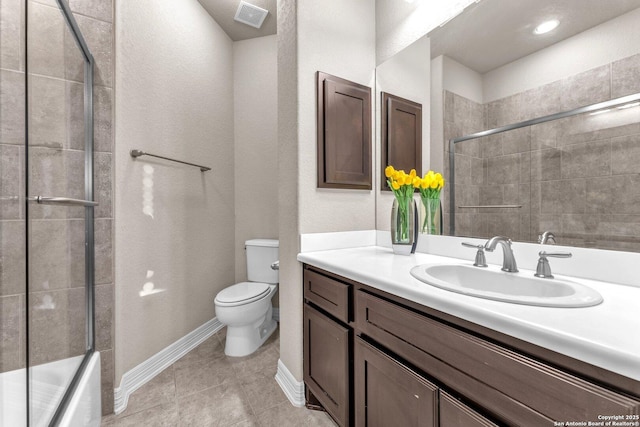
left=0, top=0, right=115, bottom=415
left=444, top=53, right=640, bottom=252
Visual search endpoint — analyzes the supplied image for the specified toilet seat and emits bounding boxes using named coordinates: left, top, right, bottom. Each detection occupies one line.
left=215, top=282, right=271, bottom=307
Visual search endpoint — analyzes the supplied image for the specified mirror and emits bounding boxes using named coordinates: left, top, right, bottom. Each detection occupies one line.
left=375, top=35, right=430, bottom=228
left=376, top=0, right=640, bottom=253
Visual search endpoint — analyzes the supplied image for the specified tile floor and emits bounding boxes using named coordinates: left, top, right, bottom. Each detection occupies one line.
left=101, top=327, right=336, bottom=426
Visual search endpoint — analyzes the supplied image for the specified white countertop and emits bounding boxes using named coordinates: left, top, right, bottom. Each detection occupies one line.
left=298, top=245, right=640, bottom=382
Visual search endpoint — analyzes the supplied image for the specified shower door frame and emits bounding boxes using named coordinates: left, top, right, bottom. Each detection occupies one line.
left=25, top=0, right=96, bottom=424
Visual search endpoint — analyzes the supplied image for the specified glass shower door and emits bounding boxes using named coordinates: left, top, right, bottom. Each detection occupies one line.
left=26, top=0, right=95, bottom=425
left=0, top=0, right=28, bottom=424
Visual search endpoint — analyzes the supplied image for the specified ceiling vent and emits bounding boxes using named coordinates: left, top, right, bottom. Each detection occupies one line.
left=234, top=1, right=269, bottom=29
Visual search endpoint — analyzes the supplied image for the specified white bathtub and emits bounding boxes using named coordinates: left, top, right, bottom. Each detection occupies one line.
left=0, top=352, right=101, bottom=427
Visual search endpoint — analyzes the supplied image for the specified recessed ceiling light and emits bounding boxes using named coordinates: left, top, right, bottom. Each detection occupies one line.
left=533, top=19, right=559, bottom=35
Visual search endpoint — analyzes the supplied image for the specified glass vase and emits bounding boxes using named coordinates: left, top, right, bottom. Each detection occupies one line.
left=419, top=197, right=442, bottom=235
left=390, top=198, right=418, bottom=255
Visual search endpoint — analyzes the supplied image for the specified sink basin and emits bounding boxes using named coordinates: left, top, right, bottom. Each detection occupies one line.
left=410, top=264, right=603, bottom=307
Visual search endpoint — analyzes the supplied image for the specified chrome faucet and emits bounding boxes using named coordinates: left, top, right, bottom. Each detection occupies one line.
left=534, top=251, right=572, bottom=279
left=484, top=236, right=518, bottom=272
left=538, top=231, right=556, bottom=245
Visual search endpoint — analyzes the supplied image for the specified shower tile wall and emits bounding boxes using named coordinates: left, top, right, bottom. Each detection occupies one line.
left=442, top=90, right=486, bottom=238
left=0, top=0, right=115, bottom=415
left=444, top=53, right=640, bottom=252
left=1, top=0, right=27, bottom=375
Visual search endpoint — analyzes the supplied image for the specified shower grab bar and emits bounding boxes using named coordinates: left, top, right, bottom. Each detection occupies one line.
left=27, top=196, right=98, bottom=207
left=130, top=149, right=211, bottom=172
left=458, top=204, right=522, bottom=209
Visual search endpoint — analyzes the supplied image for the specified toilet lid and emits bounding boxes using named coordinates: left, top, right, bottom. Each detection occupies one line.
left=215, top=282, right=271, bottom=307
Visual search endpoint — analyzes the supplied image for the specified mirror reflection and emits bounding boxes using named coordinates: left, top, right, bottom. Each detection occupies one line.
left=378, top=0, right=640, bottom=252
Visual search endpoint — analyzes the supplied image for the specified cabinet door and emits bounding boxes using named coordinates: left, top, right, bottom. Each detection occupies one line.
left=355, top=337, right=437, bottom=427
left=381, top=92, right=422, bottom=190
left=440, top=391, right=498, bottom=427
left=316, top=72, right=372, bottom=189
left=303, top=304, right=350, bottom=427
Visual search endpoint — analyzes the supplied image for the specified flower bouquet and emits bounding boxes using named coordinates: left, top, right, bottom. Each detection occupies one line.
left=385, top=166, right=419, bottom=254
left=417, top=170, right=445, bottom=234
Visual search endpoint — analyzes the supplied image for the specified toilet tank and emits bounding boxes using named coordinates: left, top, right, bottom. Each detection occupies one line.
left=246, top=239, right=279, bottom=284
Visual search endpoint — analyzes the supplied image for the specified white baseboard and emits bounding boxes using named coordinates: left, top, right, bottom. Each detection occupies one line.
left=113, top=317, right=223, bottom=415
left=274, top=359, right=305, bottom=407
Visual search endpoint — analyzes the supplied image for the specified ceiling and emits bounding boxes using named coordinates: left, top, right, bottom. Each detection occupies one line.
left=428, top=0, right=640, bottom=73
left=198, top=0, right=277, bottom=41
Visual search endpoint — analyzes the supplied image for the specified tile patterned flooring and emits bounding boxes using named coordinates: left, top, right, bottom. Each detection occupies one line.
left=101, top=327, right=336, bottom=427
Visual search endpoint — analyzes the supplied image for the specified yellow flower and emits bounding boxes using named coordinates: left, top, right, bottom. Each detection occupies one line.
left=412, top=177, right=421, bottom=188
left=391, top=181, right=400, bottom=190
left=409, top=169, right=416, bottom=179
left=420, top=179, right=429, bottom=189
left=430, top=179, right=438, bottom=189
left=385, top=165, right=395, bottom=178
left=423, top=174, right=433, bottom=188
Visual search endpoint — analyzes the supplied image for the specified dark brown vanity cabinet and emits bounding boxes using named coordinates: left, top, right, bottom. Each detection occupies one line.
left=355, top=337, right=438, bottom=427
left=303, top=266, right=353, bottom=427
left=303, top=265, right=640, bottom=426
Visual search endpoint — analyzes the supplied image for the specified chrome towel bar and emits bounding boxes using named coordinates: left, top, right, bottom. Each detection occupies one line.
left=27, top=196, right=98, bottom=207
left=457, top=205, right=522, bottom=209
left=130, top=149, right=211, bottom=172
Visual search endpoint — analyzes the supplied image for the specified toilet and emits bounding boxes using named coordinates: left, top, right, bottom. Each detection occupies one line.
left=214, top=239, right=279, bottom=357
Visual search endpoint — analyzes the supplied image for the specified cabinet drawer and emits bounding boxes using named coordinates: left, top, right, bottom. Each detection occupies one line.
left=304, top=267, right=350, bottom=323
left=303, top=304, right=350, bottom=427
left=356, top=290, right=640, bottom=423
left=440, top=391, right=498, bottom=427
left=355, top=337, right=437, bottom=427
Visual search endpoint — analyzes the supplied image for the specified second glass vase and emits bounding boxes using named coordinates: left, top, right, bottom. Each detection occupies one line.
left=419, top=197, right=442, bottom=235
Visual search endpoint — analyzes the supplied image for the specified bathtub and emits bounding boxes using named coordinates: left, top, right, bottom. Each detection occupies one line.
left=0, top=352, right=101, bottom=427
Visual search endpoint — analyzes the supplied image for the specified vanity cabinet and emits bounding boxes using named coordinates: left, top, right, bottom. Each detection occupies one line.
left=355, top=337, right=438, bottom=426
left=355, top=336, right=497, bottom=427
left=303, top=266, right=353, bottom=427
left=303, top=265, right=640, bottom=426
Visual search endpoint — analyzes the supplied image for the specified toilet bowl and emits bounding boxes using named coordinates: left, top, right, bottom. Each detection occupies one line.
left=214, top=239, right=278, bottom=357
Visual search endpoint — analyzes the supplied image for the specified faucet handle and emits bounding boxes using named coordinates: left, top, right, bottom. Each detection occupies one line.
left=540, top=251, right=572, bottom=259
left=534, top=251, right=572, bottom=278
left=462, top=242, right=488, bottom=267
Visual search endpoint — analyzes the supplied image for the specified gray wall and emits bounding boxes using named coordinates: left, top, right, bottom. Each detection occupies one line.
left=233, top=35, right=279, bottom=285
left=114, top=0, right=235, bottom=389
left=277, top=0, right=376, bottom=382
